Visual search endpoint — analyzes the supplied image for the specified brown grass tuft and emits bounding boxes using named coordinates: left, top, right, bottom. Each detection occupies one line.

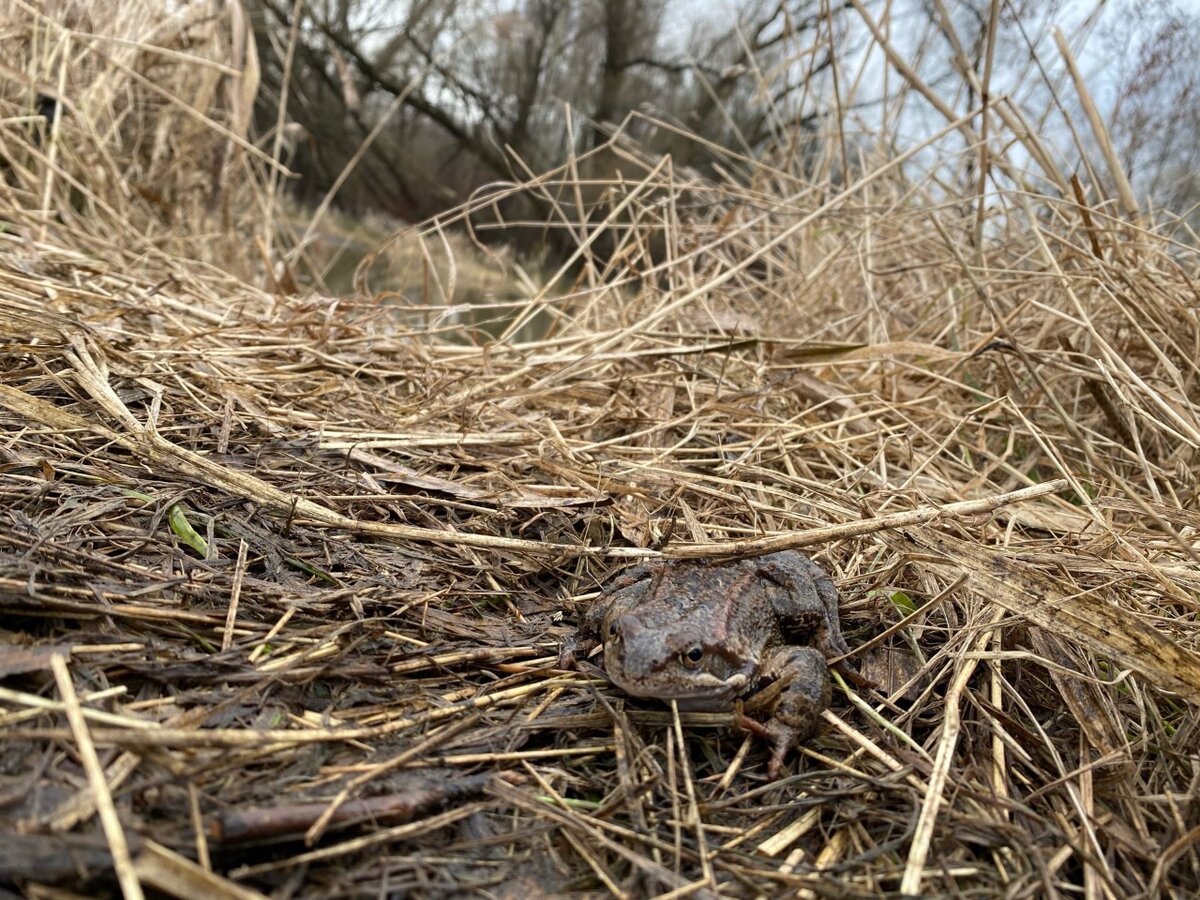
left=1, top=2, right=1198, bottom=897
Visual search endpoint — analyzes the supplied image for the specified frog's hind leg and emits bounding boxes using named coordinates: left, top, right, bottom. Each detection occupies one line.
left=759, top=552, right=851, bottom=659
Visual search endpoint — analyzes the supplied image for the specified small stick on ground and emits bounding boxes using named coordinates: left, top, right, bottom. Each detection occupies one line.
left=51, top=654, right=146, bottom=900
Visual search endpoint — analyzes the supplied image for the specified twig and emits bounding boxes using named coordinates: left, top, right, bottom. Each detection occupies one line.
left=51, top=654, right=145, bottom=900
left=666, top=480, right=1069, bottom=558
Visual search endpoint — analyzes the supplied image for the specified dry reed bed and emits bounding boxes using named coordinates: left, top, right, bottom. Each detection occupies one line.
left=2, top=1, right=1200, bottom=897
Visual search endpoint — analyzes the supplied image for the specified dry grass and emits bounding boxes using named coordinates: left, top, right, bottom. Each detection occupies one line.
left=2, top=2, right=1199, bottom=898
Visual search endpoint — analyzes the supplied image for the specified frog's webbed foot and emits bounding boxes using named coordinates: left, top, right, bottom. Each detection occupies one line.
left=764, top=720, right=800, bottom=781
left=831, top=655, right=875, bottom=690
left=558, top=634, right=600, bottom=670
left=731, top=712, right=807, bottom=780
left=730, top=708, right=789, bottom=780
left=557, top=637, right=578, bottom=670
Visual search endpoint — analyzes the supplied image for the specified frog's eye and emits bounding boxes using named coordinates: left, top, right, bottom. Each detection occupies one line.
left=681, top=645, right=704, bottom=668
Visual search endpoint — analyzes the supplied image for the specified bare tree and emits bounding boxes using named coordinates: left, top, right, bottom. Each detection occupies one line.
left=244, top=0, right=848, bottom=227
left=1101, top=0, right=1200, bottom=220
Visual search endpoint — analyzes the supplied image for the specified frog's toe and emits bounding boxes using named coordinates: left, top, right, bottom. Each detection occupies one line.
left=557, top=640, right=577, bottom=670
left=763, top=720, right=799, bottom=779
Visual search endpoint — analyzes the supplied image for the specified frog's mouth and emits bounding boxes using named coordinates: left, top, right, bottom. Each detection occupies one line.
left=608, top=671, right=750, bottom=707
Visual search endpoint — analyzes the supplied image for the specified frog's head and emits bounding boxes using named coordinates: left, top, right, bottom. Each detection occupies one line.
left=600, top=607, right=751, bottom=708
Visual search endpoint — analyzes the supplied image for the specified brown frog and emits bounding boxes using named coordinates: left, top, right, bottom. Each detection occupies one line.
left=559, top=550, right=852, bottom=778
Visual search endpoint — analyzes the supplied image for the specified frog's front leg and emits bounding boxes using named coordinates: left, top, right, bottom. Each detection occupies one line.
left=759, top=646, right=830, bottom=779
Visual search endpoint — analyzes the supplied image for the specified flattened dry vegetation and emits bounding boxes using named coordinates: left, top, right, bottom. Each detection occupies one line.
left=2, top=3, right=1199, bottom=898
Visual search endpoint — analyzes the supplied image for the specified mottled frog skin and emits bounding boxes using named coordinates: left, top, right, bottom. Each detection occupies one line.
left=559, top=550, right=851, bottom=778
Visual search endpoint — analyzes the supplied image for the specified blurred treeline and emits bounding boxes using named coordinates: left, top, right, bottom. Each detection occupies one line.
left=244, top=0, right=1200, bottom=246
left=246, top=0, right=834, bottom=237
